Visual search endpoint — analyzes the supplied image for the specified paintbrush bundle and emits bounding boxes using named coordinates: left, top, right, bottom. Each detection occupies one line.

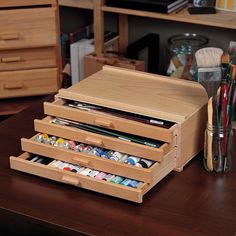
left=195, top=47, right=223, bottom=98
left=202, top=45, right=236, bottom=172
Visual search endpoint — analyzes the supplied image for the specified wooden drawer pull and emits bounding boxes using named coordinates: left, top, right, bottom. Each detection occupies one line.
left=1, top=57, right=22, bottom=63
left=3, top=82, right=24, bottom=90
left=72, top=157, right=91, bottom=166
left=94, top=118, right=112, bottom=128
left=1, top=34, right=20, bottom=40
left=61, top=175, right=80, bottom=186
left=85, top=137, right=103, bottom=146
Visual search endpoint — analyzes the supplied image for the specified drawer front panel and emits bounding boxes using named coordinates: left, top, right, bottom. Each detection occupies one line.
left=10, top=152, right=147, bottom=203
left=0, top=8, right=56, bottom=50
left=34, top=117, right=172, bottom=162
left=0, top=47, right=57, bottom=71
left=0, top=68, right=58, bottom=98
left=44, top=98, right=176, bottom=143
left=21, top=136, right=176, bottom=183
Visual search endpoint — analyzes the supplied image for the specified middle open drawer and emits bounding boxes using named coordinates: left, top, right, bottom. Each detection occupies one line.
left=34, top=116, right=173, bottom=162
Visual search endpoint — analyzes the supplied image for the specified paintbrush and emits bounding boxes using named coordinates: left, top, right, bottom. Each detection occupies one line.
left=228, top=41, right=236, bottom=65
left=207, top=97, right=213, bottom=171
left=195, top=47, right=223, bottom=98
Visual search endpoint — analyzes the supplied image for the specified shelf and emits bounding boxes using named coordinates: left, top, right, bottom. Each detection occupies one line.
left=58, top=0, right=93, bottom=9
left=102, top=6, right=236, bottom=30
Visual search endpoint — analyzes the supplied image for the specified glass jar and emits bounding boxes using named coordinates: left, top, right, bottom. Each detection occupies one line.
left=167, top=33, right=208, bottom=81
left=203, top=123, right=233, bottom=173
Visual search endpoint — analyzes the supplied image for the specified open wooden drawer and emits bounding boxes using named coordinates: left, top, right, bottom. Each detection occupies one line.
left=10, top=152, right=176, bottom=203
left=21, top=134, right=177, bottom=183
left=44, top=98, right=178, bottom=143
left=34, top=116, right=173, bottom=162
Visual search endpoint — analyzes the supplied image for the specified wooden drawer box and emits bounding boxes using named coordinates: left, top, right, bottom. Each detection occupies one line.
left=0, top=8, right=57, bottom=50
left=0, top=68, right=58, bottom=98
left=0, top=47, right=57, bottom=72
left=10, top=66, right=208, bottom=202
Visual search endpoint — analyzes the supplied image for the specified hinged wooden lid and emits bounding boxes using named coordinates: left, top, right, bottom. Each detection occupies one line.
left=58, top=66, right=208, bottom=123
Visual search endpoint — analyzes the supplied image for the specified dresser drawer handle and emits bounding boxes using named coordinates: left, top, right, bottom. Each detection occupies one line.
left=3, top=82, right=24, bottom=90
left=72, top=157, right=91, bottom=166
left=1, top=57, right=22, bottom=63
left=85, top=137, right=102, bottom=146
left=94, top=118, right=112, bottom=128
left=61, top=175, right=80, bottom=186
left=1, top=34, right=20, bottom=40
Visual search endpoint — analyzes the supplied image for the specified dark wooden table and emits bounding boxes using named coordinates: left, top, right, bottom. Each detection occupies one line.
left=0, top=95, right=236, bottom=236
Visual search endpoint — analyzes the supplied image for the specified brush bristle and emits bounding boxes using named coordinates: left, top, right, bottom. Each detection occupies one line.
left=195, top=47, right=223, bottom=68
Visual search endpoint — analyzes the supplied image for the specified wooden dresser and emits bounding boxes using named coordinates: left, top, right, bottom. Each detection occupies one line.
left=0, top=0, right=60, bottom=99
left=10, top=66, right=208, bottom=203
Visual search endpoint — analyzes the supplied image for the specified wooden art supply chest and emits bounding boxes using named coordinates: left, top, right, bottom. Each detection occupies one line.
left=10, top=66, right=208, bottom=203
left=0, top=0, right=60, bottom=99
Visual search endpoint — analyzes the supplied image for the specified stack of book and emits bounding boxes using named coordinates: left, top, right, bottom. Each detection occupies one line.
left=106, top=0, right=189, bottom=14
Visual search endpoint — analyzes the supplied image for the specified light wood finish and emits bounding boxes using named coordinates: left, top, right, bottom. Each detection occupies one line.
left=0, top=68, right=58, bottom=98
left=0, top=0, right=57, bottom=7
left=58, top=66, right=208, bottom=123
left=233, top=121, right=236, bottom=129
left=44, top=98, right=176, bottom=142
left=0, top=47, right=56, bottom=72
left=93, top=0, right=105, bottom=55
left=0, top=0, right=61, bottom=99
left=118, top=14, right=129, bottom=54
left=21, top=135, right=176, bottom=183
left=58, top=0, right=93, bottom=9
left=10, top=152, right=147, bottom=203
left=0, top=8, right=57, bottom=50
left=102, top=5, right=236, bottom=30
left=34, top=116, right=172, bottom=161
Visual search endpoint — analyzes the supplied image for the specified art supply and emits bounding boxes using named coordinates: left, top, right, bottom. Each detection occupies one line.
left=125, top=156, right=140, bottom=165
left=65, top=100, right=173, bottom=128
left=51, top=117, right=163, bottom=148
left=195, top=47, right=223, bottom=98
left=136, top=159, right=154, bottom=168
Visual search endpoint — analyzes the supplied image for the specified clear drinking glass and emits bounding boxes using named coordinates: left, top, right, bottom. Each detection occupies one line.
left=204, top=123, right=233, bottom=173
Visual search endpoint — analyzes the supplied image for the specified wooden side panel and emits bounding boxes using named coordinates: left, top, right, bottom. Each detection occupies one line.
left=176, top=105, right=207, bottom=170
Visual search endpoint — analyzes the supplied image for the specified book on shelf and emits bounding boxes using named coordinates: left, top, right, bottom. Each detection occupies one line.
left=106, top=0, right=189, bottom=14
left=70, top=32, right=119, bottom=84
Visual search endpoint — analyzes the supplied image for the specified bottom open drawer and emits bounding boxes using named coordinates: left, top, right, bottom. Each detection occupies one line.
left=10, top=151, right=176, bottom=203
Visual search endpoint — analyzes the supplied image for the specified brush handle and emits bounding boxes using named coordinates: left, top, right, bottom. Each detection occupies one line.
left=221, top=81, right=228, bottom=157
left=207, top=97, right=213, bottom=171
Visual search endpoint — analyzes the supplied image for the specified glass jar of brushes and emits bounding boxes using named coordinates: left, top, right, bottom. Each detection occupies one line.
left=167, top=33, right=208, bottom=81
left=204, top=123, right=233, bottom=173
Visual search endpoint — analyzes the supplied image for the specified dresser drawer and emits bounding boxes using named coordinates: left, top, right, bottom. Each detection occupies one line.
left=10, top=152, right=150, bottom=203
left=44, top=98, right=178, bottom=143
left=21, top=135, right=177, bottom=183
left=34, top=116, right=173, bottom=162
left=0, top=68, right=58, bottom=98
left=0, top=47, right=57, bottom=72
left=0, top=8, right=57, bottom=50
